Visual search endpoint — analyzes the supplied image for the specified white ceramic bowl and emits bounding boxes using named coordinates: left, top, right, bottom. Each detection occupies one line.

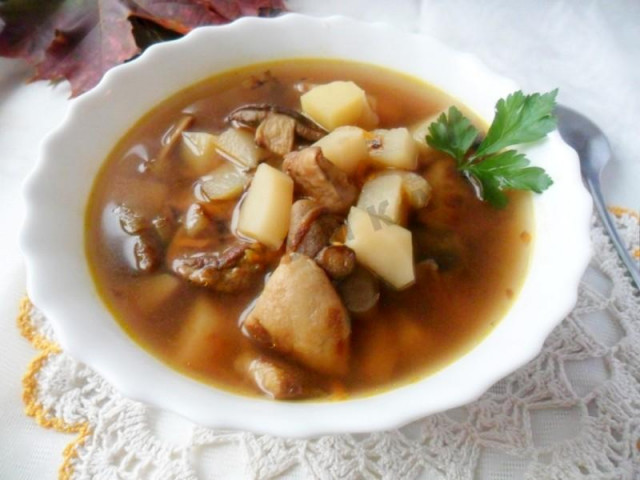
left=21, top=14, right=592, bottom=437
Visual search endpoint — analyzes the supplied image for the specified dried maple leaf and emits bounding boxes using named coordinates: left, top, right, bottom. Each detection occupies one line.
left=0, top=0, right=286, bottom=97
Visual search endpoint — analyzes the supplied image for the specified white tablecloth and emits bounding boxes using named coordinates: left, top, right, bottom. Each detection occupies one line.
left=1, top=1, right=638, bottom=478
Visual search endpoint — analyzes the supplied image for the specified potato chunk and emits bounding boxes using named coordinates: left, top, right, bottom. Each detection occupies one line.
left=301, top=81, right=378, bottom=131
left=345, top=207, right=415, bottom=289
left=409, top=112, right=442, bottom=154
left=181, top=131, right=224, bottom=175
left=174, top=296, right=234, bottom=368
left=131, top=273, right=181, bottom=313
left=237, top=163, right=293, bottom=249
left=369, top=128, right=418, bottom=170
left=356, top=320, right=398, bottom=384
left=212, top=127, right=268, bottom=169
left=361, top=170, right=432, bottom=214
left=357, top=173, right=407, bottom=225
left=313, top=126, right=369, bottom=175
left=199, top=162, right=249, bottom=201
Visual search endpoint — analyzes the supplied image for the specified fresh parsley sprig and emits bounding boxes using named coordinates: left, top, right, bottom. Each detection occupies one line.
left=426, top=89, right=558, bottom=208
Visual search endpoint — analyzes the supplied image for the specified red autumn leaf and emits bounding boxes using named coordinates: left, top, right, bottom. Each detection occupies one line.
left=0, top=0, right=286, bottom=97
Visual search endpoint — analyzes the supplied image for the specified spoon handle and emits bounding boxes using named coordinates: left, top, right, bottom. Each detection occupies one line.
left=586, top=177, right=640, bottom=290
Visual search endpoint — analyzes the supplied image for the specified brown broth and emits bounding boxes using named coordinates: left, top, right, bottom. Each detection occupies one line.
left=86, top=59, right=533, bottom=399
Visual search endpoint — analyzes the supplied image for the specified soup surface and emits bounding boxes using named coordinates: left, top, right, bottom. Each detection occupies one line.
left=86, top=59, right=533, bottom=400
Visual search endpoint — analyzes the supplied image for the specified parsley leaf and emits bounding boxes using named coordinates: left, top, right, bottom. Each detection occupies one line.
left=474, top=89, right=558, bottom=157
left=426, top=107, right=479, bottom=164
left=425, top=89, right=557, bottom=208
left=461, top=150, right=553, bottom=208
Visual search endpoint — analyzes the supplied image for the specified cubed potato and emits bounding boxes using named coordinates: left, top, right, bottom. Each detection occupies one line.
left=313, top=126, right=369, bottom=175
left=356, top=321, right=398, bottom=384
left=368, top=128, right=418, bottom=170
left=409, top=112, right=442, bottom=154
left=359, top=95, right=379, bottom=130
left=181, top=131, right=224, bottom=175
left=300, top=81, right=378, bottom=131
left=345, top=206, right=415, bottom=289
left=396, top=314, right=434, bottom=354
left=174, top=296, right=234, bottom=368
left=237, top=163, right=293, bottom=249
left=212, top=127, right=268, bottom=169
left=356, top=171, right=431, bottom=224
left=199, top=162, right=249, bottom=201
left=357, top=173, right=407, bottom=225
left=131, top=273, right=181, bottom=314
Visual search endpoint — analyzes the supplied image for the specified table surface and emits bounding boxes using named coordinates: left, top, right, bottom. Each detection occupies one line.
left=1, top=1, right=638, bottom=478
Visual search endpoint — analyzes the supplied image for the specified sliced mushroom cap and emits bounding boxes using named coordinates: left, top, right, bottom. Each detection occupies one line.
left=282, top=147, right=358, bottom=214
left=247, top=356, right=324, bottom=400
left=114, top=204, right=147, bottom=234
left=170, top=242, right=276, bottom=293
left=287, top=199, right=342, bottom=257
left=226, top=103, right=328, bottom=142
left=254, top=112, right=296, bottom=156
left=133, top=232, right=162, bottom=273
left=147, top=114, right=195, bottom=174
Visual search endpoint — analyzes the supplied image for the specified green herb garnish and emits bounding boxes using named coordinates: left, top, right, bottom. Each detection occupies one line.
left=426, top=89, right=558, bottom=208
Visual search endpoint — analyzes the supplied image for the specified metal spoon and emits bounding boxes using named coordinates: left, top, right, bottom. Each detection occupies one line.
left=555, top=105, right=640, bottom=290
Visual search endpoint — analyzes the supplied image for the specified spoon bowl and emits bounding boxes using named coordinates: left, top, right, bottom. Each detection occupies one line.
left=556, top=105, right=640, bottom=289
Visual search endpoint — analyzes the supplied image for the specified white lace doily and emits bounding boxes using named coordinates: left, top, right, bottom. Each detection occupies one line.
left=19, top=211, right=639, bottom=480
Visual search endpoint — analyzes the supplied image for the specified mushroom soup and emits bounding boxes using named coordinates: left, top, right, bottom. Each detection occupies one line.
left=86, top=59, right=533, bottom=400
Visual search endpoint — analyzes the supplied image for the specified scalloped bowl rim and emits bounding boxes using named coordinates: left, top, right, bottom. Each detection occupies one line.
left=21, top=14, right=592, bottom=437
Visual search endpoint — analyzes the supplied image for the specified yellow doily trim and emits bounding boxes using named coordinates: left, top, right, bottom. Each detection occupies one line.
left=18, top=297, right=90, bottom=480
left=608, top=205, right=639, bottom=220
left=608, top=206, right=640, bottom=260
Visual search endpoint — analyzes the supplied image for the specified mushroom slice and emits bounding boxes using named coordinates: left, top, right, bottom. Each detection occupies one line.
left=170, top=243, right=276, bottom=293
left=133, top=232, right=162, bottom=273
left=255, top=112, right=296, bottom=156
left=114, top=204, right=147, bottom=234
left=149, top=114, right=195, bottom=172
left=225, top=103, right=327, bottom=141
left=282, top=147, right=358, bottom=214
left=247, top=356, right=322, bottom=400
left=287, top=199, right=342, bottom=257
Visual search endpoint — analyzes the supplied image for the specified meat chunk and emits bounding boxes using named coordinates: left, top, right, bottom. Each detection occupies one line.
left=247, top=356, right=321, bottom=400
left=254, top=112, right=296, bottom=156
left=170, top=243, right=276, bottom=293
left=282, top=147, right=357, bottom=214
left=243, top=253, right=350, bottom=376
left=287, top=199, right=342, bottom=257
left=314, top=245, right=356, bottom=280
